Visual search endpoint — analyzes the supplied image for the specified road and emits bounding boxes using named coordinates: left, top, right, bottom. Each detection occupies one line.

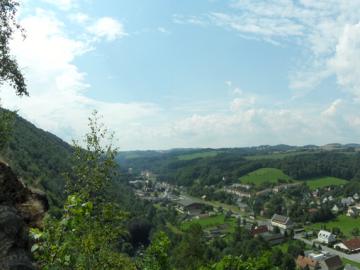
left=294, top=234, right=360, bottom=263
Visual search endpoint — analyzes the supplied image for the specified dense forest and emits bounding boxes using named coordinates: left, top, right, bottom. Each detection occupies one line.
left=119, top=148, right=360, bottom=186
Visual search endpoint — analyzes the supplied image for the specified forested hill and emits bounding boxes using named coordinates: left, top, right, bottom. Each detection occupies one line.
left=118, top=146, right=360, bottom=187
left=0, top=112, right=73, bottom=208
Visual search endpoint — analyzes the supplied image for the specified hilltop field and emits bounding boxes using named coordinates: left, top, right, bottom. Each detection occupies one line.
left=239, top=168, right=293, bottom=186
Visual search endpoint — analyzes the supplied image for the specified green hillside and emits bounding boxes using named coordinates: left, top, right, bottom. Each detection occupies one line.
left=0, top=112, right=73, bottom=208
left=177, top=150, right=220, bottom=160
left=239, top=168, right=293, bottom=186
left=304, top=176, right=348, bottom=190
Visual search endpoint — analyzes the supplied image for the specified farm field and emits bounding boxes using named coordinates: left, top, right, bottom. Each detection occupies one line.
left=177, top=150, right=220, bottom=160
left=304, top=177, right=348, bottom=190
left=305, top=215, right=360, bottom=238
left=239, top=168, right=293, bottom=186
left=181, top=214, right=236, bottom=231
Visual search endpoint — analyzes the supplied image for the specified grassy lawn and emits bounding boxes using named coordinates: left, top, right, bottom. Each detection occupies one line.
left=181, top=214, right=236, bottom=231
left=239, top=168, right=292, bottom=186
left=166, top=222, right=183, bottom=235
left=305, top=214, right=360, bottom=238
left=342, top=258, right=360, bottom=268
left=177, top=150, right=220, bottom=160
left=304, top=176, right=348, bottom=190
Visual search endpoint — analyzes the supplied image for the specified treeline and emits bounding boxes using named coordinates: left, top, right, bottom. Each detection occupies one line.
left=268, top=152, right=360, bottom=180
left=122, top=150, right=360, bottom=187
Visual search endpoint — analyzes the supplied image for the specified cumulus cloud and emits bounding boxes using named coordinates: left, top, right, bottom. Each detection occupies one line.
left=87, top=17, right=127, bottom=41
left=1, top=9, right=158, bottom=149
left=174, top=1, right=360, bottom=101
left=328, top=23, right=360, bottom=100
left=42, top=0, right=77, bottom=10
left=69, top=12, right=89, bottom=24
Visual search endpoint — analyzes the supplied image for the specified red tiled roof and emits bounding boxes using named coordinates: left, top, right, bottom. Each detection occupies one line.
left=343, top=238, right=360, bottom=251
left=251, top=225, right=268, bottom=236
left=296, top=255, right=318, bottom=269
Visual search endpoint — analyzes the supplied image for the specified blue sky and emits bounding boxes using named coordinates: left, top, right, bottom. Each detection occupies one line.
left=2, top=0, right=360, bottom=150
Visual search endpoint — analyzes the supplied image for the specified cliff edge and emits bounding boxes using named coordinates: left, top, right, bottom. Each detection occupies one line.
left=0, top=162, right=48, bottom=270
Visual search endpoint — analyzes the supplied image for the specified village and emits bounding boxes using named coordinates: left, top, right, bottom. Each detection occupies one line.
left=130, top=170, right=360, bottom=270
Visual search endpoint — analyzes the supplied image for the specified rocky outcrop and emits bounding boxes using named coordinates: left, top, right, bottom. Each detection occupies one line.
left=0, top=162, right=48, bottom=270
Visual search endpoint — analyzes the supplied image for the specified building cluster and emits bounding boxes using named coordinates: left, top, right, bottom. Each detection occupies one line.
left=296, top=251, right=343, bottom=270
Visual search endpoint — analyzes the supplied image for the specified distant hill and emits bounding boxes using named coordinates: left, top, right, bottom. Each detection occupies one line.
left=0, top=112, right=73, bottom=208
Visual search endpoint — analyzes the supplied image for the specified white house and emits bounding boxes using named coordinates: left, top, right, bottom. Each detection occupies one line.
left=317, top=230, right=336, bottom=244
left=347, top=204, right=360, bottom=217
left=331, top=205, right=340, bottom=214
left=341, top=197, right=355, bottom=207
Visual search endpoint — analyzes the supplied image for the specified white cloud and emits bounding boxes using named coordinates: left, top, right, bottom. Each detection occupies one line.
left=328, top=23, right=360, bottom=100
left=172, top=14, right=207, bottom=26
left=157, top=27, right=171, bottom=34
left=87, top=17, right=127, bottom=41
left=322, top=99, right=342, bottom=117
left=69, top=12, right=89, bottom=24
left=42, top=0, right=77, bottom=10
left=175, top=1, right=360, bottom=101
left=1, top=9, right=159, bottom=150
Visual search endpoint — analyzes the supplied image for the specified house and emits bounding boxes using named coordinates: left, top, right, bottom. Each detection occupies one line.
left=271, top=214, right=294, bottom=230
left=272, top=182, right=301, bottom=193
left=251, top=225, right=269, bottom=237
left=317, top=230, right=336, bottom=244
left=260, top=232, right=285, bottom=246
left=331, top=204, right=340, bottom=214
left=184, top=202, right=208, bottom=216
left=296, top=255, right=319, bottom=270
left=347, top=204, right=360, bottom=217
left=334, top=238, right=360, bottom=253
left=341, top=197, right=355, bottom=207
left=318, top=255, right=343, bottom=270
left=237, top=201, right=249, bottom=212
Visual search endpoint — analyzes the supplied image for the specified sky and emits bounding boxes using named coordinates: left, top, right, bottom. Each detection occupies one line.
left=2, top=0, right=360, bottom=150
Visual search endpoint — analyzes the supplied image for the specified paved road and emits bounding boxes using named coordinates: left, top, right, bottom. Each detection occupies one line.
left=294, top=234, right=360, bottom=263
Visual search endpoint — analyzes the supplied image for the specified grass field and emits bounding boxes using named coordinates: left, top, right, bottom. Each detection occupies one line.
left=305, top=215, right=360, bottom=238
left=181, top=214, right=236, bottom=231
left=304, top=177, right=348, bottom=190
left=342, top=258, right=360, bottom=268
left=177, top=151, right=220, bottom=160
left=239, top=168, right=292, bottom=186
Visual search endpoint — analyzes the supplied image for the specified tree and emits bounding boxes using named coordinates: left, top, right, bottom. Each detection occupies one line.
left=32, top=111, right=136, bottom=270
left=142, top=231, right=171, bottom=270
left=172, top=223, right=207, bottom=270
left=281, top=254, right=296, bottom=270
left=0, top=0, right=27, bottom=95
left=270, top=248, right=283, bottom=267
left=0, top=108, right=15, bottom=150
left=0, top=0, right=27, bottom=149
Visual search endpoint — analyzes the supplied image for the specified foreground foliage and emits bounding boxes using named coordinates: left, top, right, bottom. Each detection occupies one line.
left=32, top=112, right=136, bottom=269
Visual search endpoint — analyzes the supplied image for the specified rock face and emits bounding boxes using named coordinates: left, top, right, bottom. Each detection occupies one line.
left=0, top=162, right=48, bottom=270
